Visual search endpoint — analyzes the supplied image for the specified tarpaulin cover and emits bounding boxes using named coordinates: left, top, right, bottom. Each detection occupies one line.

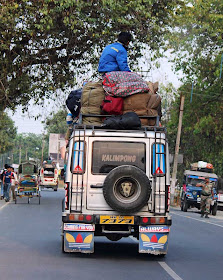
left=103, top=71, right=149, bottom=97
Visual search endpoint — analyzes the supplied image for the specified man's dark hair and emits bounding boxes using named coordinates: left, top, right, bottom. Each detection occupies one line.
left=118, top=32, right=132, bottom=45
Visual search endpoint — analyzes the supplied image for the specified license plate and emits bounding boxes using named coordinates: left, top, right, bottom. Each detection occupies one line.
left=100, top=215, right=134, bottom=224
left=197, top=197, right=201, bottom=203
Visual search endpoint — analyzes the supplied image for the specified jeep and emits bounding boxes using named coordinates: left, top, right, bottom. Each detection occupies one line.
left=62, top=122, right=172, bottom=255
left=180, top=170, right=218, bottom=215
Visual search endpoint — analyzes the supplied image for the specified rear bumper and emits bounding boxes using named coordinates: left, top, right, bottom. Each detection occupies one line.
left=62, top=213, right=172, bottom=226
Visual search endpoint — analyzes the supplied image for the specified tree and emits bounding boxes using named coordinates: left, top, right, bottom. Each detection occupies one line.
left=166, top=1, right=223, bottom=176
left=0, top=112, right=17, bottom=154
left=44, top=110, right=68, bottom=135
left=0, top=0, right=184, bottom=111
left=168, top=0, right=223, bottom=88
left=12, top=133, right=48, bottom=164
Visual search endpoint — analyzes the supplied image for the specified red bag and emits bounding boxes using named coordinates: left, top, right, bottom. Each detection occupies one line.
left=101, top=96, right=123, bottom=115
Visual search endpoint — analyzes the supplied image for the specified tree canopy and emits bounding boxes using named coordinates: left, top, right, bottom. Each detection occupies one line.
left=44, top=109, right=67, bottom=135
left=167, top=0, right=223, bottom=176
left=0, top=112, right=17, bottom=154
left=0, top=0, right=183, bottom=111
left=1, top=0, right=223, bottom=178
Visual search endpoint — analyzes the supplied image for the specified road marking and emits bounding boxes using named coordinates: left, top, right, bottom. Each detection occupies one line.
left=171, top=211, right=223, bottom=228
left=0, top=202, right=10, bottom=210
left=129, top=237, right=183, bottom=280
left=158, top=262, right=183, bottom=280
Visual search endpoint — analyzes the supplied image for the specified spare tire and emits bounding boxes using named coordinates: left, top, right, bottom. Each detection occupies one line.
left=103, top=165, right=151, bottom=214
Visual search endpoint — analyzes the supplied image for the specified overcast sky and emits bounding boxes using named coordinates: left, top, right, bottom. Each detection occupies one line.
left=9, top=57, right=182, bottom=135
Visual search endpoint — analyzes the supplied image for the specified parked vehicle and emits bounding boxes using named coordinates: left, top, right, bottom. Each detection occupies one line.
left=62, top=120, right=172, bottom=255
left=180, top=170, right=218, bottom=215
left=16, top=160, right=40, bottom=204
left=216, top=177, right=223, bottom=210
left=39, top=162, right=59, bottom=191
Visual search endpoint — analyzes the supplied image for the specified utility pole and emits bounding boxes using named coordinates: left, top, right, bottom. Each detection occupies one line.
left=170, top=94, right=185, bottom=204
left=19, top=145, right=22, bottom=164
left=41, top=135, right=45, bottom=166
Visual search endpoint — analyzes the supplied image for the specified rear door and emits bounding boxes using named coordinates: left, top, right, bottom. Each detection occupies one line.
left=87, top=137, right=147, bottom=211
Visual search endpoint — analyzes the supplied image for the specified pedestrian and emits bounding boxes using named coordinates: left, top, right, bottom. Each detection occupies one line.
left=197, top=177, right=214, bottom=218
left=2, top=165, right=14, bottom=202
left=0, top=164, right=8, bottom=199
left=98, top=32, right=132, bottom=73
left=0, top=169, right=4, bottom=199
left=10, top=167, right=18, bottom=201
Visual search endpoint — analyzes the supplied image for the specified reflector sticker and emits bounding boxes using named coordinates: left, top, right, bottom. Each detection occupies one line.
left=73, top=141, right=84, bottom=173
left=74, top=165, right=83, bottom=172
left=152, top=143, right=165, bottom=175
left=64, top=231, right=94, bottom=253
left=139, top=226, right=170, bottom=233
left=139, top=232, right=169, bottom=253
left=64, top=223, right=95, bottom=231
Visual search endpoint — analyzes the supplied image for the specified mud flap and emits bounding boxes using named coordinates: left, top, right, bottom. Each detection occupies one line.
left=63, top=223, right=95, bottom=253
left=139, top=225, right=169, bottom=255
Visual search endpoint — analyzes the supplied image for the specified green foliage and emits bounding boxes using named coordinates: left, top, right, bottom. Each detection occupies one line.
left=12, top=133, right=48, bottom=164
left=167, top=0, right=223, bottom=177
left=0, top=0, right=183, bottom=111
left=0, top=112, right=17, bottom=154
left=167, top=84, right=223, bottom=177
left=44, top=110, right=67, bottom=135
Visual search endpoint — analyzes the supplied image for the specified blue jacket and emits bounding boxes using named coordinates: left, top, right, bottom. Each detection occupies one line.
left=98, top=42, right=131, bottom=73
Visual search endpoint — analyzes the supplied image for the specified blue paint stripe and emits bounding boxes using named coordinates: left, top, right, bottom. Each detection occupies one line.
left=161, top=144, right=165, bottom=173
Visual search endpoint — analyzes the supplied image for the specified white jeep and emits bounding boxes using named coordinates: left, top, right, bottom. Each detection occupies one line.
left=62, top=123, right=172, bottom=255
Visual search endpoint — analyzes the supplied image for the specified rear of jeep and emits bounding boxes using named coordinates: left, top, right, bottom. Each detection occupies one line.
left=62, top=125, right=171, bottom=255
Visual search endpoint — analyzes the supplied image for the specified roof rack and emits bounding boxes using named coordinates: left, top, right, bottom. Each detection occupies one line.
left=76, top=113, right=164, bottom=132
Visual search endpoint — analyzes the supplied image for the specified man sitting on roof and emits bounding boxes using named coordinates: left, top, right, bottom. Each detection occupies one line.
left=98, top=32, right=132, bottom=73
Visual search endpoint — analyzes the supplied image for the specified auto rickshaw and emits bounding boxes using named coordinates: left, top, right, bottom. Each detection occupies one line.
left=15, top=160, right=40, bottom=204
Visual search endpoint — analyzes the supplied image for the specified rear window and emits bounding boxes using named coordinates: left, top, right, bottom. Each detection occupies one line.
left=43, top=168, right=55, bottom=177
left=19, top=164, right=37, bottom=175
left=92, top=141, right=146, bottom=174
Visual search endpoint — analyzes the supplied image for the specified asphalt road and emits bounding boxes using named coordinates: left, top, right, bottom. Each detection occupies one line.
left=0, top=190, right=223, bottom=280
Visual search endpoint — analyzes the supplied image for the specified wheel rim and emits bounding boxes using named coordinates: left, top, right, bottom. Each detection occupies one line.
left=113, top=176, right=141, bottom=204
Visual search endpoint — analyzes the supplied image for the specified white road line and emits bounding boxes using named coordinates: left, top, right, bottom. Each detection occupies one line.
left=171, top=211, right=223, bottom=228
left=0, top=202, right=10, bottom=210
left=129, top=236, right=138, bottom=243
left=158, top=262, right=183, bottom=280
left=129, top=237, right=183, bottom=280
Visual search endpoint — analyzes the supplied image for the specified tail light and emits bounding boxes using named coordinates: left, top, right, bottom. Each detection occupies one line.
left=150, top=217, right=166, bottom=224
left=140, top=216, right=168, bottom=225
left=54, top=169, right=57, bottom=175
left=67, top=214, right=93, bottom=223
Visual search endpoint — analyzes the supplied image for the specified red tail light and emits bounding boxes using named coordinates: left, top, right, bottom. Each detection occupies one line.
left=55, top=169, right=57, bottom=175
left=142, top=217, right=149, bottom=223
left=86, top=215, right=93, bottom=221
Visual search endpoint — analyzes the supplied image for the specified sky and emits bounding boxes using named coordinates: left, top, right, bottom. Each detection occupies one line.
left=9, top=57, right=182, bottom=135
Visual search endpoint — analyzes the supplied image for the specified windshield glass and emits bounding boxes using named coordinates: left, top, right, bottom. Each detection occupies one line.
left=186, top=175, right=217, bottom=187
left=187, top=177, right=205, bottom=186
